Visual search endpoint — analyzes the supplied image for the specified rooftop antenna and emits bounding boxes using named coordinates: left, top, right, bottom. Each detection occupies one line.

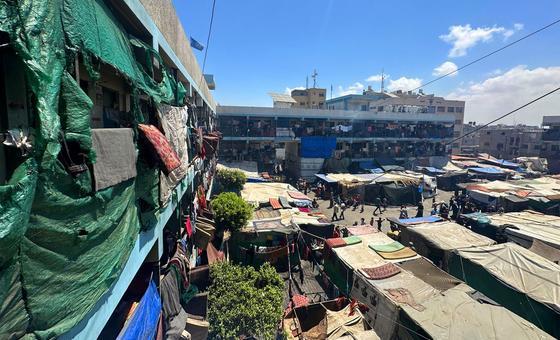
left=306, top=76, right=309, bottom=89
left=312, top=69, right=318, bottom=88
left=380, top=68, right=385, bottom=93
left=330, top=84, right=333, bottom=100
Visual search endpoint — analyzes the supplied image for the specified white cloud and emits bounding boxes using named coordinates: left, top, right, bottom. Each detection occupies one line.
left=440, top=23, right=523, bottom=57
left=366, top=74, right=388, bottom=82
left=432, top=61, right=458, bottom=77
left=387, top=77, right=422, bottom=92
left=447, top=65, right=560, bottom=125
left=487, top=68, right=502, bottom=76
left=337, top=82, right=365, bottom=96
left=285, top=86, right=305, bottom=94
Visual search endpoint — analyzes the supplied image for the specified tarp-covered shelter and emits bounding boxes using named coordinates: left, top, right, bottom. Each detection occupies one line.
left=449, top=243, right=560, bottom=338
left=399, top=220, right=495, bottom=270
left=462, top=210, right=560, bottom=249
left=241, top=182, right=310, bottom=206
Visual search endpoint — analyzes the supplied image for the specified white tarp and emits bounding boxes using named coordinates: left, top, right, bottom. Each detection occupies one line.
left=456, top=243, right=560, bottom=313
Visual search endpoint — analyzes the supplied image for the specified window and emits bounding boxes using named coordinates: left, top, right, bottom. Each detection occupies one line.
left=497, top=143, right=504, bottom=150
left=552, top=145, right=559, bottom=151
left=437, top=106, right=445, bottom=112
left=484, top=142, right=490, bottom=146
left=455, top=107, right=464, bottom=113
left=300, top=102, right=305, bottom=106
left=447, top=107, right=455, bottom=112
left=318, top=93, right=325, bottom=97
left=361, top=105, right=367, bottom=111
left=377, top=106, right=384, bottom=112
left=455, top=119, right=462, bottom=124
left=521, top=144, right=528, bottom=149
left=534, top=144, right=541, bottom=150
left=427, top=106, right=436, bottom=113
left=509, top=137, right=514, bottom=145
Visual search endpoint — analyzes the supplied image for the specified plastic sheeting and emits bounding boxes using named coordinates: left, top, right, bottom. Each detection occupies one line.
left=117, top=281, right=162, bottom=340
left=301, top=137, right=336, bottom=158
left=0, top=0, right=189, bottom=337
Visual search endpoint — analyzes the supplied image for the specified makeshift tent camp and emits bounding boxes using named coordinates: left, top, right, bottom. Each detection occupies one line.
left=448, top=243, right=560, bottom=338
left=462, top=210, right=560, bottom=249
left=399, top=221, right=495, bottom=270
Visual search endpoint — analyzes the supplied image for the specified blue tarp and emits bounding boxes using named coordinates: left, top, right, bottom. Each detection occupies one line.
left=469, top=167, right=504, bottom=174
left=301, top=137, right=336, bottom=158
left=398, top=216, right=443, bottom=224
left=315, top=174, right=337, bottom=183
left=369, top=168, right=384, bottom=174
left=247, top=177, right=268, bottom=183
left=117, top=281, right=162, bottom=340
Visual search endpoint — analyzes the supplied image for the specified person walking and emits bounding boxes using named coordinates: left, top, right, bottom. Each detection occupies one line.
left=382, top=197, right=388, bottom=212
left=369, top=217, right=375, bottom=226
left=340, top=202, right=346, bottom=220
left=332, top=203, right=340, bottom=221
left=373, top=197, right=382, bottom=215
left=376, top=217, right=384, bottom=232
left=415, top=201, right=424, bottom=218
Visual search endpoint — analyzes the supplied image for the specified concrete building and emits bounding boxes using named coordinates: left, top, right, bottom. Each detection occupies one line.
left=217, top=105, right=455, bottom=177
left=291, top=88, right=327, bottom=109
left=326, top=89, right=465, bottom=153
left=478, top=125, right=543, bottom=159
left=541, top=116, right=560, bottom=173
left=0, top=0, right=217, bottom=338
left=460, top=122, right=481, bottom=154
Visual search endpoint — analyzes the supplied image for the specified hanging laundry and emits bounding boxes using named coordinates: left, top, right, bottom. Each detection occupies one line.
left=138, top=124, right=181, bottom=174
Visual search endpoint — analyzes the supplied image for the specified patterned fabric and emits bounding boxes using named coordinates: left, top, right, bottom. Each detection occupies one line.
left=138, top=124, right=181, bottom=174
left=254, top=209, right=281, bottom=219
left=279, top=196, right=291, bottom=208
left=298, top=207, right=311, bottom=213
left=360, top=263, right=401, bottom=280
left=288, top=191, right=310, bottom=200
left=385, top=288, right=425, bottom=311
left=269, top=198, right=282, bottom=209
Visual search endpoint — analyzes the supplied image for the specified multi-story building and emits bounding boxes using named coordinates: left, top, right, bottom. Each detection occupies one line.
left=541, top=116, right=560, bottom=173
left=291, top=88, right=327, bottom=109
left=0, top=1, right=217, bottom=339
left=217, top=105, right=455, bottom=177
left=460, top=122, right=481, bottom=154
left=326, top=89, right=465, bottom=153
left=478, top=125, right=543, bottom=159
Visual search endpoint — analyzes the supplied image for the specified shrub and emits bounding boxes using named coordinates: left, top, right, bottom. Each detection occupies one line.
left=217, top=168, right=246, bottom=192
left=211, top=192, right=253, bottom=232
left=208, top=262, right=284, bottom=339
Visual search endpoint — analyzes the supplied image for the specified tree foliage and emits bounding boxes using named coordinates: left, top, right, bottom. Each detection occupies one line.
left=217, top=168, right=247, bottom=193
left=208, top=262, right=284, bottom=339
left=211, top=192, right=253, bottom=232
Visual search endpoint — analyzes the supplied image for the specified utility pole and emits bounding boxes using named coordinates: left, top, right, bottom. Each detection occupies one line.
left=306, top=76, right=309, bottom=89
left=380, top=68, right=385, bottom=93
left=311, top=69, right=318, bottom=88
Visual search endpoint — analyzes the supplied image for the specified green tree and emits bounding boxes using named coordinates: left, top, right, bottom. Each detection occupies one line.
left=208, top=262, right=284, bottom=339
left=211, top=192, right=253, bottom=232
left=217, top=168, right=247, bottom=193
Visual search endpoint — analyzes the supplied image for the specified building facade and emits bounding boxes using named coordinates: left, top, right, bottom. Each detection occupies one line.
left=541, top=116, right=560, bottom=173
left=460, top=122, right=481, bottom=154
left=291, top=88, right=327, bottom=109
left=0, top=0, right=218, bottom=339
left=477, top=125, right=543, bottom=159
left=326, top=90, right=465, bottom=153
left=217, top=105, right=455, bottom=176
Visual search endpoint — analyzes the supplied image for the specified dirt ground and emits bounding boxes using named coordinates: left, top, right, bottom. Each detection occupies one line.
left=310, top=189, right=454, bottom=233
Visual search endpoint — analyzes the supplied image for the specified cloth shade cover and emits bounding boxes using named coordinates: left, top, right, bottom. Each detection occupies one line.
left=91, top=128, right=137, bottom=191
left=375, top=247, right=417, bottom=260
left=369, top=241, right=405, bottom=253
left=343, top=236, right=362, bottom=246
left=138, top=124, right=181, bottom=174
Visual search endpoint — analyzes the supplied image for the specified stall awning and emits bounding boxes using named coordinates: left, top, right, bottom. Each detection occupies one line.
left=315, top=174, right=337, bottom=183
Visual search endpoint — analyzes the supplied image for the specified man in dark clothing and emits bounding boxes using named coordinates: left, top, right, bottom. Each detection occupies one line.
left=451, top=200, right=459, bottom=220
left=376, top=217, right=384, bottom=232
left=373, top=197, right=382, bottom=215
left=382, top=197, right=388, bottom=212
left=416, top=202, right=424, bottom=218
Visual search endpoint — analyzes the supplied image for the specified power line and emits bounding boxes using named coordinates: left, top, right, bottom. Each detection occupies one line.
left=200, top=0, right=217, bottom=82
left=409, top=18, right=560, bottom=92
left=445, top=86, right=560, bottom=146
left=363, top=86, right=560, bottom=183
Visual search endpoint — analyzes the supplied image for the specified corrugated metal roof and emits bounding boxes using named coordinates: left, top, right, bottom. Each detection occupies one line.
left=268, top=92, right=297, bottom=103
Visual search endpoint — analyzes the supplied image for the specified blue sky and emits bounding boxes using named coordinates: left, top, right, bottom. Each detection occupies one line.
left=173, top=0, right=560, bottom=125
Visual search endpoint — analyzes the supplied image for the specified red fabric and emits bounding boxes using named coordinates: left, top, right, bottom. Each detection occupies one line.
left=292, top=294, right=309, bottom=308
left=184, top=216, right=193, bottom=238
left=287, top=191, right=310, bottom=200
left=325, top=238, right=346, bottom=249
left=269, top=198, right=282, bottom=209
left=138, top=124, right=181, bottom=174
left=197, top=185, right=207, bottom=210
left=298, top=207, right=311, bottom=213
left=360, top=263, right=401, bottom=280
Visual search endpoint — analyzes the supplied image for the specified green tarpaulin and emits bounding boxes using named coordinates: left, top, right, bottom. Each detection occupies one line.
left=0, top=0, right=189, bottom=338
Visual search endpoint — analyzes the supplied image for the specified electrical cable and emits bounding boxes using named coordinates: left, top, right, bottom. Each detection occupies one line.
left=409, top=18, right=560, bottom=92
left=200, top=0, right=217, bottom=79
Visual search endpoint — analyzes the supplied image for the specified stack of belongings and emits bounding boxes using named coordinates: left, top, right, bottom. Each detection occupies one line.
left=448, top=243, right=560, bottom=338
left=283, top=298, right=380, bottom=340
left=194, top=217, right=216, bottom=250
left=322, top=233, right=552, bottom=339
left=398, top=219, right=495, bottom=270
